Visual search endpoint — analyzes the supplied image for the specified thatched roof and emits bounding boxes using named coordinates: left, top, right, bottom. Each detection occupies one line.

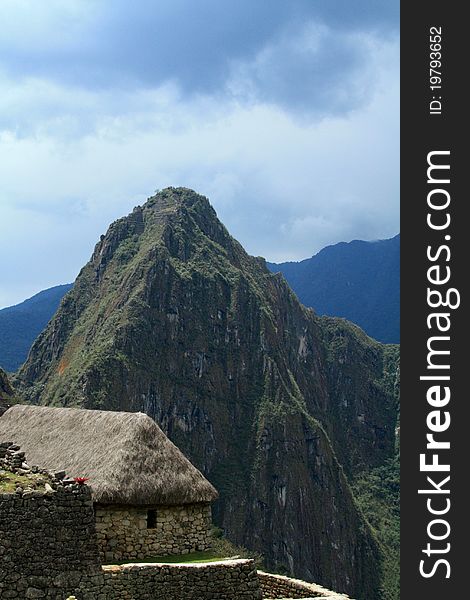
left=0, top=405, right=218, bottom=506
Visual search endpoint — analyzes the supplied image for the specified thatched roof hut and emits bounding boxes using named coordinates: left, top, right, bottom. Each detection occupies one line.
left=0, top=404, right=218, bottom=506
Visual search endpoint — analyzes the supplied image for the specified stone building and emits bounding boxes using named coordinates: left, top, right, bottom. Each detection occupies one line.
left=0, top=404, right=218, bottom=562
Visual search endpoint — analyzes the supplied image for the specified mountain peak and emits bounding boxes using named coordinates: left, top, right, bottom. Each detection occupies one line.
left=141, top=187, right=215, bottom=221
left=85, top=187, right=230, bottom=291
left=147, top=186, right=210, bottom=207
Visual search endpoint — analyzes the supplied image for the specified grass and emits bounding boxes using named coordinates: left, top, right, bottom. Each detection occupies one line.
left=0, top=471, right=48, bottom=493
left=352, top=456, right=400, bottom=600
left=111, top=528, right=264, bottom=567
left=114, top=550, right=235, bottom=565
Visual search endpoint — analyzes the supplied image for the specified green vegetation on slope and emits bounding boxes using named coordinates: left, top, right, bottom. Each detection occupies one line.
left=353, top=457, right=400, bottom=600
left=351, top=341, right=399, bottom=599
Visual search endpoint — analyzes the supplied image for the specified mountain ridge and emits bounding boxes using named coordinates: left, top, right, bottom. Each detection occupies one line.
left=0, top=284, right=73, bottom=372
left=268, top=234, right=400, bottom=344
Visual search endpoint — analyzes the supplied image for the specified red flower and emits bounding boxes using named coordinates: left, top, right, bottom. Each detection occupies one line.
left=74, top=477, right=89, bottom=485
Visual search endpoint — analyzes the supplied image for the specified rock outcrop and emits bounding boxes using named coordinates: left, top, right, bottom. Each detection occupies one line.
left=0, top=367, right=14, bottom=415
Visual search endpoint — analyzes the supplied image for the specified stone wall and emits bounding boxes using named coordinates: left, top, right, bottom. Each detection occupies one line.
left=0, top=474, right=260, bottom=598
left=0, top=445, right=262, bottom=599
left=101, top=559, right=262, bottom=600
left=258, top=572, right=352, bottom=599
left=95, top=502, right=212, bottom=561
left=0, top=446, right=104, bottom=598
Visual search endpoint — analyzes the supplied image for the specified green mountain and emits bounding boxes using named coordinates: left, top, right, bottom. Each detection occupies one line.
left=14, top=188, right=399, bottom=599
left=0, top=284, right=73, bottom=372
left=268, top=235, right=400, bottom=344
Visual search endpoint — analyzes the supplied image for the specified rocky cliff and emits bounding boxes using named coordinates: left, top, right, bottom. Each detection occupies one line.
left=15, top=188, right=399, bottom=599
left=0, top=368, right=15, bottom=415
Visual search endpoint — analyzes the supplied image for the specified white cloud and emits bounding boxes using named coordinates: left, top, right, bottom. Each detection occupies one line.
left=0, top=3, right=399, bottom=308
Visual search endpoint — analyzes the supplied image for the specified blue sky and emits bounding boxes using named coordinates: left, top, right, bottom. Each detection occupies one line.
left=0, top=0, right=399, bottom=308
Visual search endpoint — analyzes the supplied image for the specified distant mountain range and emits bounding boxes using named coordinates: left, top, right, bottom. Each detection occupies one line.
left=0, top=284, right=73, bottom=372
left=268, top=234, right=400, bottom=344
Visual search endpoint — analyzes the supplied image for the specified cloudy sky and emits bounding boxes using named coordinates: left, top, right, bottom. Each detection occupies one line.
left=0, top=0, right=399, bottom=308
